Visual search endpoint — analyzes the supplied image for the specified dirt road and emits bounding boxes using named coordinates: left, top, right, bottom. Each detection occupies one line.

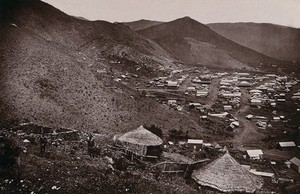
left=232, top=88, right=265, bottom=149
left=204, top=78, right=220, bottom=107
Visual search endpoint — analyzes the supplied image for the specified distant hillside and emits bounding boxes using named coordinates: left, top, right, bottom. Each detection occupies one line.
left=138, top=17, right=281, bottom=70
left=122, top=19, right=164, bottom=31
left=208, top=23, right=300, bottom=63
left=0, top=0, right=206, bottom=135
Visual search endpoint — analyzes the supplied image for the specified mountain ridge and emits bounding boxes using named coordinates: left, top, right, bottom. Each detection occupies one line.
left=122, top=19, right=164, bottom=31
left=138, top=17, right=283, bottom=70
left=208, top=22, right=300, bottom=62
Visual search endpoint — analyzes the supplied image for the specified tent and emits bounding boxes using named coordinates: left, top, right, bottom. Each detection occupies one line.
left=117, top=126, right=163, bottom=157
left=192, top=152, right=263, bottom=193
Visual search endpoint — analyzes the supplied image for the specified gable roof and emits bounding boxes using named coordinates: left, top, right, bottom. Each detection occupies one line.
left=246, top=149, right=263, bottom=157
left=118, top=125, right=163, bottom=146
left=290, top=157, right=300, bottom=166
left=192, top=152, right=263, bottom=193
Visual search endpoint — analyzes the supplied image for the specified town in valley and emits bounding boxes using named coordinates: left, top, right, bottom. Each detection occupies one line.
left=0, top=0, right=300, bottom=193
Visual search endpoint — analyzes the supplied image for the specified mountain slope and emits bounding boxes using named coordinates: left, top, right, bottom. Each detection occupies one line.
left=138, top=17, right=282, bottom=70
left=0, top=0, right=207, bottom=135
left=3, top=0, right=174, bottom=70
left=122, top=19, right=164, bottom=31
left=208, top=23, right=300, bottom=63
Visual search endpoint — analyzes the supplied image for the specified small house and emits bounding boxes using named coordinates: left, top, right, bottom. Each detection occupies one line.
left=238, top=81, right=252, bottom=87
left=278, top=141, right=296, bottom=149
left=249, top=89, right=263, bottom=94
left=249, top=169, right=275, bottom=178
left=200, top=80, right=211, bottom=84
left=167, top=81, right=178, bottom=89
left=246, top=149, right=263, bottom=160
left=290, top=157, right=300, bottom=173
left=196, top=90, right=208, bottom=97
left=250, top=99, right=262, bottom=106
left=235, top=72, right=250, bottom=76
left=224, top=105, right=233, bottom=111
left=203, top=143, right=212, bottom=147
left=187, top=86, right=196, bottom=92
left=167, top=99, right=177, bottom=107
left=189, top=102, right=202, bottom=108
left=208, top=112, right=229, bottom=118
left=285, top=160, right=292, bottom=168
left=187, top=139, right=203, bottom=149
left=277, top=98, right=286, bottom=103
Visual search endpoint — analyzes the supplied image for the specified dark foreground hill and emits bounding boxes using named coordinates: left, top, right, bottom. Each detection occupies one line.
left=208, top=23, right=300, bottom=63
left=138, top=17, right=282, bottom=70
left=0, top=0, right=207, bottom=135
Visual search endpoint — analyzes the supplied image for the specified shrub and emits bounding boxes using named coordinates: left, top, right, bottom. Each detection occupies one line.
left=0, top=135, right=22, bottom=176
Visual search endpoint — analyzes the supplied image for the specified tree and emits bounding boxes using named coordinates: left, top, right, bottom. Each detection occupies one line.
left=0, top=134, right=22, bottom=176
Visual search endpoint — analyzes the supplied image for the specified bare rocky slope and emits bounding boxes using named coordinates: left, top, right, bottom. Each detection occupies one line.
left=138, top=17, right=284, bottom=70
left=208, top=22, right=300, bottom=63
left=0, top=0, right=207, bottom=136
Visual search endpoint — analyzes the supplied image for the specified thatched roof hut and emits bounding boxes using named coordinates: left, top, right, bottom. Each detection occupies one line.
left=117, top=126, right=163, bottom=157
left=192, top=152, right=263, bottom=193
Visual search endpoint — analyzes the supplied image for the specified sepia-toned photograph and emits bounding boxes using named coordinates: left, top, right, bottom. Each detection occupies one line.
left=0, top=0, right=299, bottom=193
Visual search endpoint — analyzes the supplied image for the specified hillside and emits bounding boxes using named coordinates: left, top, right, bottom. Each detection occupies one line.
left=208, top=23, right=300, bottom=63
left=122, top=19, right=164, bottom=31
left=138, top=17, right=282, bottom=70
left=0, top=0, right=206, bottom=135
left=1, top=0, right=174, bottom=70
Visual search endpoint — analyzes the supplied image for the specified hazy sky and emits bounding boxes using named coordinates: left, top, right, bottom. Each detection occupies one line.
left=42, top=0, right=300, bottom=28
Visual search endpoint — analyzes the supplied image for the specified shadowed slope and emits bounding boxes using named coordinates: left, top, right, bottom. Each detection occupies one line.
left=138, top=17, right=282, bottom=70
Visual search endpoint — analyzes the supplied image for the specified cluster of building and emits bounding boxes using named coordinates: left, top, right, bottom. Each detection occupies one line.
left=291, top=90, right=300, bottom=102
left=217, top=73, right=255, bottom=111
left=244, top=146, right=300, bottom=177
left=149, top=75, right=188, bottom=89
left=251, top=74, right=298, bottom=107
left=189, top=74, right=213, bottom=97
left=245, top=114, right=287, bottom=129
left=218, top=83, right=241, bottom=111
left=113, top=125, right=300, bottom=193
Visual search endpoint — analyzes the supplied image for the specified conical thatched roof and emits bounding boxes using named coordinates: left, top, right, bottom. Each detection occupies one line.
left=192, top=152, right=263, bottom=193
left=118, top=126, right=163, bottom=146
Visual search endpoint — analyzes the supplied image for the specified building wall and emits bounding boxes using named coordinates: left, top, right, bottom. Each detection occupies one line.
left=188, top=143, right=203, bottom=150
left=291, top=163, right=300, bottom=173
left=120, top=141, right=147, bottom=156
